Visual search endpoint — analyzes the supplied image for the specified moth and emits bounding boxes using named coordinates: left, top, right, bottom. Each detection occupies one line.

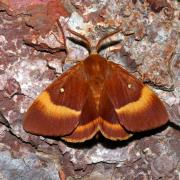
left=23, top=29, right=168, bottom=143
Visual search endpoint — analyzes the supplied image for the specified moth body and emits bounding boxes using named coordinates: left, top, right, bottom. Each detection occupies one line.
left=23, top=29, right=169, bottom=143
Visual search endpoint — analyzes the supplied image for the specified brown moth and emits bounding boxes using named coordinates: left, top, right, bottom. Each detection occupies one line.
left=23, top=29, right=168, bottom=143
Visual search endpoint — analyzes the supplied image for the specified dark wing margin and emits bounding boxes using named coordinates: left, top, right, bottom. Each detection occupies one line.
left=103, top=61, right=168, bottom=132
left=23, top=63, right=88, bottom=136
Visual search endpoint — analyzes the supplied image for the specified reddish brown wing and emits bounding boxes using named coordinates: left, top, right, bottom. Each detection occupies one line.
left=103, top=61, right=168, bottom=132
left=23, top=63, right=89, bottom=136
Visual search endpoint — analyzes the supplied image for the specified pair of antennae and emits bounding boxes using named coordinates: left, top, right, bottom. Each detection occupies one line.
left=67, top=28, right=122, bottom=54
left=56, top=21, right=121, bottom=54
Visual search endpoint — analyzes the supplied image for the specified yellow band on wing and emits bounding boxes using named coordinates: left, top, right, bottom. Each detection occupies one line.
left=71, top=118, right=100, bottom=133
left=115, top=86, right=154, bottom=114
left=101, top=119, right=124, bottom=130
left=62, top=118, right=100, bottom=142
left=99, top=119, right=132, bottom=140
left=36, top=91, right=81, bottom=118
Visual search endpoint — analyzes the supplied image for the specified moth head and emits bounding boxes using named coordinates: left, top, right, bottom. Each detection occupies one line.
left=67, top=28, right=122, bottom=55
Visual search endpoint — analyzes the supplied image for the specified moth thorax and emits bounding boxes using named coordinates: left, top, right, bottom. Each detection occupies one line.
left=92, top=64, right=101, bottom=72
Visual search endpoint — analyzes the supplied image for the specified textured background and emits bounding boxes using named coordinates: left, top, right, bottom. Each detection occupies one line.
left=0, top=0, right=179, bottom=179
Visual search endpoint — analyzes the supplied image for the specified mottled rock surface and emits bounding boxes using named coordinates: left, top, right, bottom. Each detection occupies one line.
left=0, top=0, right=179, bottom=179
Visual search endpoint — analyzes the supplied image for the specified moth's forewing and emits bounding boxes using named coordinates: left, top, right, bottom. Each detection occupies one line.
left=104, top=62, right=169, bottom=132
left=23, top=64, right=88, bottom=136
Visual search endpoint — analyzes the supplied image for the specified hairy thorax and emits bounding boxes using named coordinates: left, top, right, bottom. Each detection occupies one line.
left=83, top=54, right=108, bottom=112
